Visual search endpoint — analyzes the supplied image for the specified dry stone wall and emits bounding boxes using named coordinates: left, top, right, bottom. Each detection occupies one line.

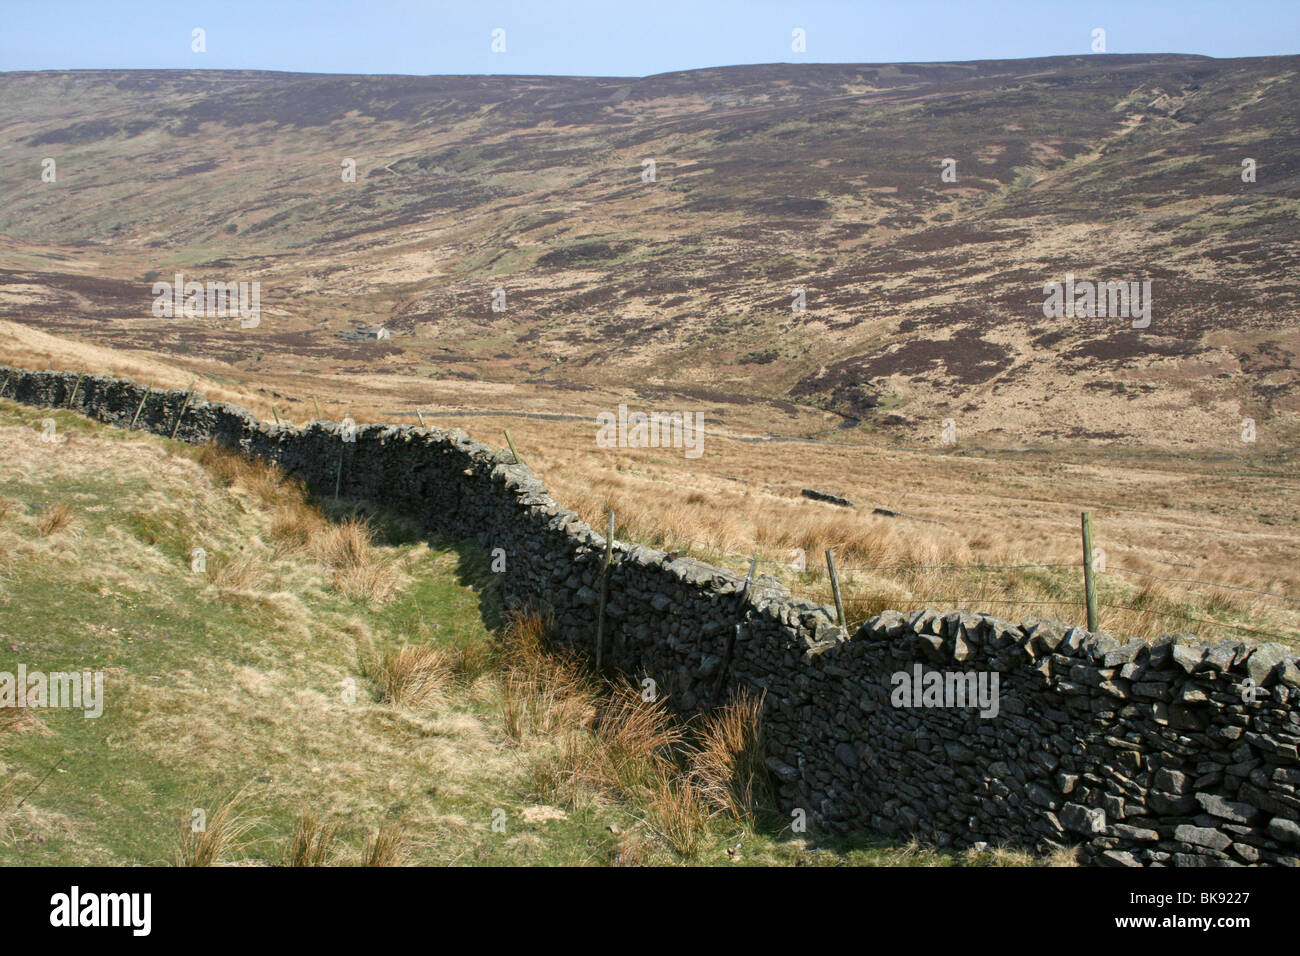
left=4, top=364, right=1300, bottom=866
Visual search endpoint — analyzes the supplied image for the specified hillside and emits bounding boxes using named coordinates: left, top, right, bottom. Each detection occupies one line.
left=1, top=55, right=1298, bottom=449
left=3, top=395, right=1069, bottom=866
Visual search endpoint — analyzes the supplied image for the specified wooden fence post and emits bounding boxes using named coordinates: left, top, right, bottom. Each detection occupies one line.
left=1081, top=511, right=1099, bottom=632
left=416, top=409, right=426, bottom=427
left=595, top=509, right=615, bottom=672
left=504, top=429, right=526, bottom=468
left=312, top=396, right=322, bottom=419
left=169, top=380, right=196, bottom=440
left=334, top=445, right=345, bottom=501
left=271, top=405, right=281, bottom=425
left=66, top=372, right=83, bottom=409
left=711, top=552, right=760, bottom=707
left=825, top=548, right=847, bottom=632
left=130, top=387, right=150, bottom=430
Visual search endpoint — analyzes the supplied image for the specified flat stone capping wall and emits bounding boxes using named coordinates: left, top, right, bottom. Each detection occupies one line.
left=4, top=364, right=1299, bottom=866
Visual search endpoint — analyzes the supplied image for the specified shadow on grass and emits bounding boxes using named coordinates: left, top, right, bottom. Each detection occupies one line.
left=316, top=493, right=507, bottom=633
left=301, top=493, right=1003, bottom=866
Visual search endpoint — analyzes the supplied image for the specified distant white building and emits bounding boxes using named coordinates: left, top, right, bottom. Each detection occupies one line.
left=334, top=324, right=393, bottom=343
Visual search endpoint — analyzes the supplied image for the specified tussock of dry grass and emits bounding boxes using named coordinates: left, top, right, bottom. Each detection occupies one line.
left=311, top=517, right=403, bottom=603
left=311, top=516, right=373, bottom=570
left=448, top=639, right=498, bottom=686
left=268, top=499, right=329, bottom=556
left=502, top=659, right=594, bottom=744
left=176, top=790, right=259, bottom=867
left=189, top=445, right=406, bottom=604
left=499, top=608, right=596, bottom=743
left=1043, top=844, right=1081, bottom=867
left=360, top=820, right=411, bottom=867
left=284, top=811, right=341, bottom=867
left=378, top=645, right=451, bottom=708
left=689, top=691, right=770, bottom=823
left=498, top=606, right=556, bottom=664
left=587, top=683, right=683, bottom=794
left=498, top=611, right=771, bottom=859
left=644, top=768, right=710, bottom=860
left=530, top=681, right=684, bottom=808
left=192, top=443, right=303, bottom=510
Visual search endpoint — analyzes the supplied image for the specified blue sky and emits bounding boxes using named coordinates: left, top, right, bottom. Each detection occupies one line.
left=2, top=1, right=1297, bottom=76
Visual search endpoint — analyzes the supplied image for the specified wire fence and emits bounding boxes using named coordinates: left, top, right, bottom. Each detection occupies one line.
left=1101, top=565, right=1300, bottom=604
left=648, top=531, right=1296, bottom=605
left=14, top=366, right=1295, bottom=642
left=835, top=598, right=1289, bottom=641
left=628, top=525, right=1299, bottom=642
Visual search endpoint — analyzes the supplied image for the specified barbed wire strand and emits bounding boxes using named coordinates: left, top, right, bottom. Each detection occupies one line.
left=646, top=533, right=1298, bottom=636
left=840, top=597, right=1291, bottom=641
left=1102, top=566, right=1299, bottom=604
left=646, top=532, right=1300, bottom=610
left=836, top=562, right=1081, bottom=572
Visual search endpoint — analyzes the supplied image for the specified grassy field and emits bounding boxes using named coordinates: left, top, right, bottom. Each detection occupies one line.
left=0, top=400, right=1072, bottom=866
left=5, top=318, right=1295, bottom=652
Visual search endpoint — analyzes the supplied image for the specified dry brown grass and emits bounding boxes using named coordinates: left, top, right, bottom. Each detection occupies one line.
left=448, top=639, right=498, bottom=686
left=283, top=810, right=341, bottom=867
left=0, top=705, right=53, bottom=737
left=377, top=645, right=451, bottom=708
left=192, top=443, right=302, bottom=510
left=310, top=516, right=373, bottom=570
left=1043, top=844, right=1082, bottom=867
left=35, top=502, right=72, bottom=537
left=498, top=605, right=556, bottom=664
left=502, top=657, right=594, bottom=743
left=499, top=610, right=692, bottom=818
left=499, top=607, right=597, bottom=743
left=311, top=517, right=403, bottom=602
left=530, top=680, right=684, bottom=808
left=512, top=418, right=1299, bottom=646
left=644, top=768, right=711, bottom=860
left=268, top=499, right=329, bottom=556
left=176, top=789, right=259, bottom=866
left=360, top=820, right=411, bottom=867
left=494, top=614, right=753, bottom=860
left=0, top=320, right=275, bottom=417
left=209, top=553, right=266, bottom=593
left=180, top=449, right=408, bottom=606
left=689, top=690, right=770, bottom=823
left=191, top=445, right=404, bottom=602
left=587, top=682, right=683, bottom=795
